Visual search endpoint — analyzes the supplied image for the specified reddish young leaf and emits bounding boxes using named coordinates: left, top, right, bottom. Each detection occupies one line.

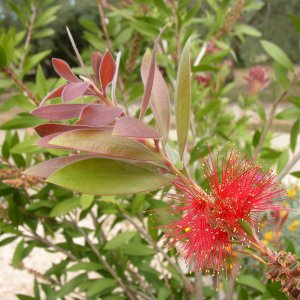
left=91, top=51, right=102, bottom=84
left=99, top=50, right=116, bottom=96
left=35, top=123, right=90, bottom=137
left=32, top=104, right=87, bottom=121
left=40, top=84, right=67, bottom=106
left=139, top=25, right=168, bottom=120
left=62, top=82, right=90, bottom=102
left=141, top=49, right=170, bottom=143
left=113, top=117, right=161, bottom=139
left=52, top=58, right=80, bottom=83
left=24, top=155, right=94, bottom=179
left=79, top=104, right=123, bottom=126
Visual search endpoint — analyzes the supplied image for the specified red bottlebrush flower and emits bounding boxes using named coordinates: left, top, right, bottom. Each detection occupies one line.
left=244, top=66, right=270, bottom=95
left=161, top=149, right=285, bottom=275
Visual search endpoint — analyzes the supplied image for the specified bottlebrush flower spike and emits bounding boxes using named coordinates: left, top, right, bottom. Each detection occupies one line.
left=244, top=66, right=270, bottom=95
left=161, top=149, right=285, bottom=275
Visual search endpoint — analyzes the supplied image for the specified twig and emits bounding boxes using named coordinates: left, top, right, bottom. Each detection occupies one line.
left=122, top=212, right=195, bottom=294
left=239, top=250, right=268, bottom=265
left=22, top=231, right=77, bottom=261
left=224, top=264, right=238, bottom=300
left=96, top=0, right=113, bottom=51
left=277, top=149, right=300, bottom=181
left=18, top=4, right=38, bottom=71
left=195, top=272, right=203, bottom=300
left=71, top=219, right=137, bottom=300
left=253, top=73, right=300, bottom=161
left=1, top=66, right=39, bottom=105
left=169, top=0, right=181, bottom=65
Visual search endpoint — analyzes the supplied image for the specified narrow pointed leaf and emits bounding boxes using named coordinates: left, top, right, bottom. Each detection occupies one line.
left=91, top=51, right=102, bottom=83
left=141, top=49, right=170, bottom=143
left=66, top=27, right=91, bottom=80
left=62, top=82, right=90, bottom=102
left=260, top=40, right=293, bottom=71
left=48, top=129, right=163, bottom=161
left=40, top=84, right=67, bottom=106
left=32, top=104, right=87, bottom=121
left=79, top=104, right=123, bottom=126
left=113, top=116, right=160, bottom=139
left=47, top=158, right=171, bottom=195
left=176, top=39, right=191, bottom=159
left=139, top=25, right=168, bottom=120
left=100, top=50, right=116, bottom=95
left=24, top=155, right=93, bottom=179
left=52, top=58, right=80, bottom=83
left=112, top=51, right=121, bottom=104
left=35, top=124, right=91, bottom=137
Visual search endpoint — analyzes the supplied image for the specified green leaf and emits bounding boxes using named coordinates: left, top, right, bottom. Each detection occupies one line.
left=235, top=24, right=261, bottom=37
left=68, top=262, right=103, bottom=272
left=260, top=40, right=293, bottom=71
left=36, top=65, right=48, bottom=99
left=80, top=194, right=94, bottom=210
left=57, top=274, right=86, bottom=298
left=10, top=135, right=42, bottom=154
left=0, top=114, right=44, bottom=129
left=104, top=232, right=136, bottom=250
left=47, top=158, right=171, bottom=195
left=236, top=275, right=266, bottom=294
left=12, top=239, right=25, bottom=268
left=0, top=45, right=7, bottom=67
left=22, top=50, right=51, bottom=76
left=276, top=107, right=300, bottom=120
left=290, top=119, right=299, bottom=152
left=176, top=38, right=191, bottom=159
left=120, top=243, right=155, bottom=256
left=260, top=148, right=282, bottom=160
left=158, top=287, right=171, bottom=300
left=49, top=130, right=163, bottom=162
left=86, top=279, right=116, bottom=297
left=33, top=28, right=55, bottom=39
left=131, top=193, right=145, bottom=214
left=50, top=198, right=81, bottom=217
left=277, top=150, right=289, bottom=174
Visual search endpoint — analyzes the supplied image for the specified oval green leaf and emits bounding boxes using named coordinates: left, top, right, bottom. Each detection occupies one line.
left=46, top=158, right=171, bottom=195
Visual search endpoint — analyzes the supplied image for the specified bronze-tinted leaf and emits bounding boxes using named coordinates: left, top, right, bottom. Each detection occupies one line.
left=79, top=104, right=123, bottom=126
left=141, top=49, right=170, bottom=143
left=99, top=50, right=116, bottom=96
left=35, top=124, right=87, bottom=137
left=40, top=84, right=67, bottom=106
left=48, top=129, right=162, bottom=161
left=32, top=104, right=87, bottom=121
left=91, top=51, right=102, bottom=84
left=24, top=155, right=94, bottom=179
left=52, top=58, right=80, bottom=83
left=113, top=117, right=160, bottom=139
left=139, top=25, right=167, bottom=120
left=62, top=82, right=90, bottom=102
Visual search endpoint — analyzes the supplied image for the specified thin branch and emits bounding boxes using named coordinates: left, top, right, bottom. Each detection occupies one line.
left=71, top=219, right=137, bottom=300
left=239, top=250, right=268, bottom=265
left=22, top=231, right=77, bottom=261
left=96, top=0, right=113, bottom=51
left=277, top=149, right=300, bottom=181
left=169, top=0, right=181, bottom=65
left=1, top=67, right=39, bottom=105
left=253, top=73, right=300, bottom=161
left=18, top=4, right=38, bottom=71
left=122, top=212, right=195, bottom=294
left=195, top=272, right=203, bottom=300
